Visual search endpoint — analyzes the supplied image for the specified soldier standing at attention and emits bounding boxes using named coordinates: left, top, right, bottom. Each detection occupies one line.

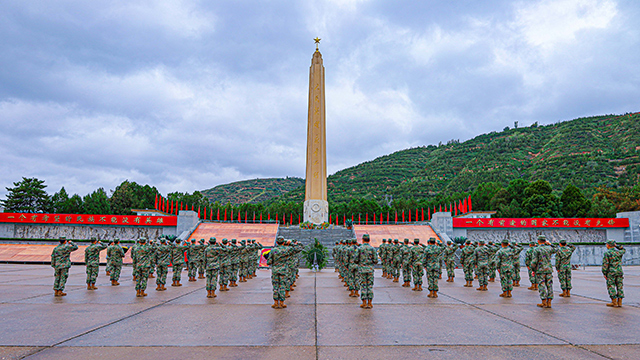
left=51, top=237, right=78, bottom=296
left=84, top=237, right=107, bottom=290
left=105, top=240, right=114, bottom=276
left=525, top=241, right=537, bottom=290
left=187, top=239, right=198, bottom=282
left=197, top=239, right=207, bottom=279
left=107, top=239, right=125, bottom=286
left=229, top=239, right=240, bottom=287
left=443, top=241, right=456, bottom=282
left=134, top=237, right=154, bottom=297
left=494, top=239, right=515, bottom=298
left=355, top=234, right=377, bottom=309
left=602, top=240, right=626, bottom=307
left=347, top=239, right=360, bottom=297
left=401, top=239, right=412, bottom=287
left=424, top=238, right=446, bottom=298
left=268, top=236, right=293, bottom=309
left=204, top=238, right=222, bottom=298
left=487, top=241, right=499, bottom=282
left=154, top=237, right=172, bottom=291
left=219, top=239, right=231, bottom=291
left=378, top=239, right=387, bottom=278
left=530, top=235, right=557, bottom=308
left=131, top=239, right=140, bottom=281
left=473, top=240, right=491, bottom=291
left=171, top=239, right=189, bottom=287
left=556, top=239, right=576, bottom=297
left=333, top=241, right=340, bottom=273
left=391, top=239, right=401, bottom=282
left=460, top=240, right=475, bottom=287
left=409, top=238, right=426, bottom=291
left=511, top=242, right=524, bottom=287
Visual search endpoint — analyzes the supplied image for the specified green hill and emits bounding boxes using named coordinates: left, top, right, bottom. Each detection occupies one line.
left=274, top=112, right=640, bottom=203
left=201, top=177, right=304, bottom=205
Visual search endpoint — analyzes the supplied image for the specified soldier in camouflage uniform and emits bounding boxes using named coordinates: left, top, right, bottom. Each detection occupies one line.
left=377, top=239, right=385, bottom=277
left=346, top=239, right=360, bottom=297
left=84, top=238, right=107, bottom=290
left=154, top=237, right=172, bottom=291
left=473, top=240, right=491, bottom=291
left=228, top=239, right=240, bottom=287
left=391, top=239, right=401, bottom=282
left=525, top=241, right=537, bottom=290
left=530, top=235, right=557, bottom=308
left=401, top=239, right=412, bottom=287
left=424, top=238, right=446, bottom=298
left=494, top=239, right=515, bottom=298
left=556, top=239, right=576, bottom=297
left=487, top=241, right=499, bottom=282
left=251, top=240, right=263, bottom=277
left=333, top=241, right=340, bottom=273
left=134, top=237, right=155, bottom=297
left=602, top=239, right=626, bottom=307
left=107, top=239, right=125, bottom=286
left=409, top=238, right=426, bottom=291
left=131, top=239, right=140, bottom=281
left=204, top=238, right=222, bottom=298
left=511, top=242, right=524, bottom=287
left=443, top=240, right=456, bottom=282
left=355, top=234, right=377, bottom=309
left=187, top=239, right=198, bottom=281
left=197, top=239, right=207, bottom=279
left=219, top=239, right=231, bottom=291
left=460, top=240, right=476, bottom=287
left=105, top=240, right=114, bottom=276
left=51, top=237, right=78, bottom=296
left=238, top=240, right=247, bottom=282
left=171, top=239, right=189, bottom=286
left=268, top=236, right=294, bottom=309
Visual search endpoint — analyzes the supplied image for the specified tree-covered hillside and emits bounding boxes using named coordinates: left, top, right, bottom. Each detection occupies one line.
left=201, top=177, right=304, bottom=205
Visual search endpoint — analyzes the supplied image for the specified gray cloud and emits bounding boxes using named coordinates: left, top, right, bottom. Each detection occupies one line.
left=1, top=0, right=639, bottom=199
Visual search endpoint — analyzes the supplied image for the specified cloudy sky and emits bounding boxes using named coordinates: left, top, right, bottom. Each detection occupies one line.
left=1, top=0, right=639, bottom=199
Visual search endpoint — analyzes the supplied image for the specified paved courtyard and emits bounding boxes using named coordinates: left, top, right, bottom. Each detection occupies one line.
left=0, top=264, right=638, bottom=360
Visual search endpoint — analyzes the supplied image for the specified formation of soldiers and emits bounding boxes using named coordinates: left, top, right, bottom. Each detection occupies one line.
left=50, top=234, right=628, bottom=308
left=50, top=235, right=263, bottom=298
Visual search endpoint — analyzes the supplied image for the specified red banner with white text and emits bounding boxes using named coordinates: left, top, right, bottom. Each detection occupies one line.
left=0, top=213, right=177, bottom=227
left=453, top=217, right=628, bottom=229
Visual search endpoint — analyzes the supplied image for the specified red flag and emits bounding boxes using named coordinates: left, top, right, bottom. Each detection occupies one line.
left=373, top=213, right=376, bottom=225
left=210, top=208, right=213, bottom=220
left=421, top=208, right=424, bottom=221
left=439, top=204, right=442, bottom=212
left=204, top=206, right=207, bottom=219
left=276, top=214, right=278, bottom=223
left=366, top=213, right=368, bottom=224
left=260, top=213, right=262, bottom=223
left=224, top=208, right=227, bottom=221
left=380, top=213, right=383, bottom=223
left=253, top=212, right=256, bottom=223
left=387, top=212, right=389, bottom=223
left=198, top=206, right=201, bottom=218
left=352, top=214, right=354, bottom=223
left=268, top=213, right=270, bottom=221
left=454, top=203, right=458, bottom=216
left=155, top=194, right=158, bottom=209
left=343, top=214, right=346, bottom=225
left=395, top=211, right=398, bottom=224
left=298, top=214, right=301, bottom=224
left=428, top=208, right=431, bottom=220
left=402, top=210, right=405, bottom=222
left=231, top=209, right=233, bottom=222
left=469, top=196, right=472, bottom=212
left=191, top=204, right=194, bottom=211
left=416, top=209, right=418, bottom=221
left=290, top=213, right=293, bottom=225
left=408, top=210, right=411, bottom=222
left=358, top=214, right=361, bottom=225
left=245, top=211, right=248, bottom=223
left=217, top=209, right=220, bottom=221
left=238, top=212, right=241, bottom=223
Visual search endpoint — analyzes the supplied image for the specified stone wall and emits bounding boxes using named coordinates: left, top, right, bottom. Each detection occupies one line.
left=466, top=229, right=606, bottom=244
left=5, top=224, right=174, bottom=241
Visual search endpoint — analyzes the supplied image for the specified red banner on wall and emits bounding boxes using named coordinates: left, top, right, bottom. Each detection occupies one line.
left=453, top=217, right=628, bottom=229
left=0, top=213, right=177, bottom=227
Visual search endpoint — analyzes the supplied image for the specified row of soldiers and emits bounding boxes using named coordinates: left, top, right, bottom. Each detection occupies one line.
left=332, top=234, right=378, bottom=308
left=50, top=236, right=263, bottom=298
left=266, top=237, right=305, bottom=309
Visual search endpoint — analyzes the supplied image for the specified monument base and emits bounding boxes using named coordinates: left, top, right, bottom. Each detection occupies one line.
left=303, top=199, right=329, bottom=225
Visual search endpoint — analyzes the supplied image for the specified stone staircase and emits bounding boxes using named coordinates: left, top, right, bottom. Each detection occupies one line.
left=276, top=226, right=355, bottom=267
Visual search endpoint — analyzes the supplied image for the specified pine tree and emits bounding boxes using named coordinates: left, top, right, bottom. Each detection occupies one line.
left=2, top=177, right=51, bottom=213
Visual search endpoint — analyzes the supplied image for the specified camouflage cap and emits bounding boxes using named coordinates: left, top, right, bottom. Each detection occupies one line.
left=393, top=239, right=399, bottom=243
left=209, top=237, right=216, bottom=241
left=231, top=239, right=237, bottom=244
left=465, top=240, right=471, bottom=244
left=428, top=238, right=436, bottom=244
left=140, top=237, right=147, bottom=243
left=362, top=234, right=370, bottom=241
left=210, top=238, right=217, bottom=244
left=382, top=239, right=387, bottom=243
left=559, top=239, right=567, bottom=245
left=276, top=236, right=285, bottom=244
left=414, top=238, right=420, bottom=244
left=191, top=239, right=196, bottom=243
left=606, top=239, right=616, bottom=246
left=241, top=240, right=246, bottom=244
left=222, top=238, right=228, bottom=244
left=501, top=239, right=509, bottom=244
left=447, top=240, right=452, bottom=245
left=199, top=239, right=205, bottom=244
left=404, top=238, right=409, bottom=243
left=479, top=240, right=485, bottom=245
left=537, top=235, right=546, bottom=241
left=529, top=241, right=536, bottom=246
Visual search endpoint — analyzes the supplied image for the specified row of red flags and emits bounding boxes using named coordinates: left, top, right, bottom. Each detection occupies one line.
left=154, top=194, right=472, bottom=224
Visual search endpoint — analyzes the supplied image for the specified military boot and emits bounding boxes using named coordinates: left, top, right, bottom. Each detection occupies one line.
left=176, top=281, right=182, bottom=287
left=230, top=281, right=238, bottom=287
left=87, top=284, right=92, bottom=290
left=489, top=277, right=495, bottom=282
left=272, top=300, right=279, bottom=309
left=360, top=300, right=367, bottom=308
left=141, top=290, right=148, bottom=297
left=616, top=298, right=622, bottom=307
left=499, top=291, right=507, bottom=297
left=280, top=301, right=287, bottom=308
left=206, top=290, right=213, bottom=298
left=506, top=291, right=512, bottom=298
left=418, top=284, right=423, bottom=291
left=54, top=290, right=60, bottom=297
left=476, top=285, right=483, bottom=291
left=528, top=284, right=536, bottom=290
left=545, top=299, right=552, bottom=308
left=559, top=290, right=566, bottom=297
left=514, top=281, right=520, bottom=287
left=136, top=290, right=142, bottom=297
left=537, top=300, right=545, bottom=307
left=199, top=274, right=205, bottom=279
left=59, top=291, right=67, bottom=296
left=367, top=299, right=373, bottom=309
left=156, top=285, right=162, bottom=291
left=427, top=291, right=434, bottom=298
left=285, top=290, right=290, bottom=298
left=412, top=284, right=418, bottom=291
left=565, top=290, right=570, bottom=297
left=354, top=290, right=359, bottom=297
left=106, top=270, right=111, bottom=276
left=606, top=298, right=616, bottom=307
left=148, top=273, right=155, bottom=278
left=393, top=277, right=399, bottom=283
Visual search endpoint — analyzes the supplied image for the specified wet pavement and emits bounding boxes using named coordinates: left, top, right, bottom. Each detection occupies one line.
left=0, top=264, right=638, bottom=359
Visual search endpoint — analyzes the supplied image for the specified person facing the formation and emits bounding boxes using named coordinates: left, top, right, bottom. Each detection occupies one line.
left=493, top=239, right=515, bottom=298
left=107, top=239, right=125, bottom=286
left=443, top=240, right=456, bottom=282
left=267, top=236, right=293, bottom=309
left=154, top=237, right=172, bottom=291
left=473, top=240, right=491, bottom=291
left=204, top=237, right=222, bottom=298
left=602, top=239, right=625, bottom=307
left=424, top=238, right=446, bottom=298
left=556, top=239, right=576, bottom=297
left=460, top=240, right=475, bottom=287
left=409, top=238, right=426, bottom=291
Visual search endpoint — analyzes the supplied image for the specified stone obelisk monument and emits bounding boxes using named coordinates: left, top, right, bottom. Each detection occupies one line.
left=304, top=38, right=328, bottom=224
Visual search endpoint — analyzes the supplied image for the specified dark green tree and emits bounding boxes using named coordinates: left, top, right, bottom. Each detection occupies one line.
left=523, top=194, right=561, bottom=217
left=1, top=177, right=51, bottom=213
left=588, top=196, right=617, bottom=218
left=110, top=180, right=137, bottom=215
left=66, top=194, right=84, bottom=214
left=560, top=184, right=591, bottom=217
left=51, top=187, right=70, bottom=213
left=472, top=182, right=503, bottom=211
left=83, top=188, right=111, bottom=214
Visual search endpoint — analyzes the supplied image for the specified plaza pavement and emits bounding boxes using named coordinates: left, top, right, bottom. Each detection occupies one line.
left=0, top=264, right=638, bottom=360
